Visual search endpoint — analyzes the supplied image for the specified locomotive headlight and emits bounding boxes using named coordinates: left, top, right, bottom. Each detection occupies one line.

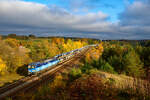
left=28, top=65, right=31, bottom=68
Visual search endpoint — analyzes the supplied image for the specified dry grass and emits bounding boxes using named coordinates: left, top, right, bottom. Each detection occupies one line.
left=97, top=71, right=150, bottom=96
left=0, top=73, right=23, bottom=87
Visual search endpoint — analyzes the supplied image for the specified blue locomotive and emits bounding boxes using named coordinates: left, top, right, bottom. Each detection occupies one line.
left=27, top=44, right=97, bottom=75
left=28, top=59, right=60, bottom=75
left=28, top=49, right=78, bottom=75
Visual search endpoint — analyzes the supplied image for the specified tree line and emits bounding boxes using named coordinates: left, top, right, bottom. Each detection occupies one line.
left=83, top=41, right=150, bottom=78
left=0, top=35, right=99, bottom=76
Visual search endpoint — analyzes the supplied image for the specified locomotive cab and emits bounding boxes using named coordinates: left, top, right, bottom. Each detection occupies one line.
left=28, top=63, right=37, bottom=75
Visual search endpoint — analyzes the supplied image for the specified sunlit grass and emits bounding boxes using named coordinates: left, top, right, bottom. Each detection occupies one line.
left=0, top=73, right=23, bottom=87
left=91, top=70, right=150, bottom=97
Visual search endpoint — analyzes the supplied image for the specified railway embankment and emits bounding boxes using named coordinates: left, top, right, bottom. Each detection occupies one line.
left=0, top=46, right=91, bottom=99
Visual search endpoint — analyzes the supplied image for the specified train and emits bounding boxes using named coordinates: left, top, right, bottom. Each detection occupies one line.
left=28, top=44, right=97, bottom=75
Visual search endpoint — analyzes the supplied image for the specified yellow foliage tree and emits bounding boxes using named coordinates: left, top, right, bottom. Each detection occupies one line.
left=52, top=38, right=64, bottom=45
left=48, top=42, right=60, bottom=57
left=63, top=39, right=85, bottom=52
left=85, top=43, right=103, bottom=62
left=85, top=52, right=91, bottom=62
left=49, top=74, right=66, bottom=93
left=4, top=38, right=20, bottom=48
left=0, top=57, right=7, bottom=75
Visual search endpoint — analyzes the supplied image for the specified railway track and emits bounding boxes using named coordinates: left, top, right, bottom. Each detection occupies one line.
left=0, top=47, right=90, bottom=99
left=21, top=47, right=90, bottom=93
left=0, top=76, right=35, bottom=95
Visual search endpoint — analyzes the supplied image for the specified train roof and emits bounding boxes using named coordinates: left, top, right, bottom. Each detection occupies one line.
left=29, top=62, right=41, bottom=66
left=44, top=58, right=53, bottom=62
left=55, top=54, right=62, bottom=57
left=29, top=59, right=58, bottom=67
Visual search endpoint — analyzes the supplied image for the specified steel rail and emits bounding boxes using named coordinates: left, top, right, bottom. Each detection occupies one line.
left=0, top=47, right=90, bottom=99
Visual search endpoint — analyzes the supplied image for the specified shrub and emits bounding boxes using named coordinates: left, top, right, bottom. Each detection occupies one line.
left=108, top=55, right=123, bottom=74
left=100, top=62, right=116, bottom=74
left=0, top=57, right=7, bottom=75
left=123, top=50, right=144, bottom=77
left=69, top=74, right=117, bottom=100
left=69, top=68, right=82, bottom=81
left=35, top=85, right=51, bottom=99
left=81, top=61, right=93, bottom=74
left=89, top=69, right=100, bottom=74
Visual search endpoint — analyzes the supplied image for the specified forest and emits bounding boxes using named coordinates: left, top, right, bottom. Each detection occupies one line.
left=0, top=34, right=150, bottom=100
left=0, top=34, right=98, bottom=78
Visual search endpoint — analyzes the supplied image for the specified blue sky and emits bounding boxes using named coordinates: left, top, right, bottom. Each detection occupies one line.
left=24, top=0, right=126, bottom=22
left=0, top=0, right=150, bottom=39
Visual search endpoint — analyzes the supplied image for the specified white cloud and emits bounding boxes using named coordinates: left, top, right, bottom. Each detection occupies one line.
left=120, top=1, right=150, bottom=26
left=0, top=0, right=150, bottom=39
left=0, top=0, right=112, bottom=34
left=119, top=0, right=150, bottom=38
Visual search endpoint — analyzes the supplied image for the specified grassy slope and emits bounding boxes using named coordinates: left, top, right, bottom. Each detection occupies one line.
left=0, top=73, right=23, bottom=87
left=8, top=68, right=150, bottom=100
left=93, top=70, right=149, bottom=92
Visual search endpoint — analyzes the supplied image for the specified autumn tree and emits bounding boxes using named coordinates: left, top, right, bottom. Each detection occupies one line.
left=63, top=39, right=86, bottom=52
left=123, top=50, right=144, bottom=77
left=0, top=57, right=7, bottom=75
left=29, top=34, right=36, bottom=38
left=52, top=37, right=64, bottom=45
left=4, top=38, right=20, bottom=48
left=85, top=43, right=103, bottom=62
left=8, top=34, right=17, bottom=38
left=0, top=38, right=31, bottom=73
left=100, top=42, right=145, bottom=77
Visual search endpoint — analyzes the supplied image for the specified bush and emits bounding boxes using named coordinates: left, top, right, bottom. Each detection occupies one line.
left=89, top=69, right=100, bottom=74
left=69, top=68, right=82, bottom=81
left=81, top=62, right=94, bottom=74
left=35, top=85, right=51, bottom=99
left=69, top=74, right=117, bottom=100
left=108, top=55, right=123, bottom=74
left=123, top=50, right=144, bottom=77
left=100, top=43, right=145, bottom=77
left=100, top=62, right=116, bottom=74
left=0, top=57, right=7, bottom=75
